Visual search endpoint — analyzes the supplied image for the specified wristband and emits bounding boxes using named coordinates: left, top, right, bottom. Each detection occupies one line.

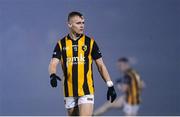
left=106, top=80, right=113, bottom=87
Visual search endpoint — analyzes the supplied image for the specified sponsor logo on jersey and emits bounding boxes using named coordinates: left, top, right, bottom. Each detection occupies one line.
left=66, top=53, right=85, bottom=65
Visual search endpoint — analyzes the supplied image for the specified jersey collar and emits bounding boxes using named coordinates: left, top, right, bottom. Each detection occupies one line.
left=67, top=34, right=84, bottom=41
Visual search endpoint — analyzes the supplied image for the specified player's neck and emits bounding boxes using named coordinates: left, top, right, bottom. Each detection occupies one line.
left=69, top=32, right=81, bottom=41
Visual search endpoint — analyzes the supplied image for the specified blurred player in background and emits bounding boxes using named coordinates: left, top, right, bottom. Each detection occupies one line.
left=94, top=57, right=145, bottom=116
left=48, top=11, right=116, bottom=116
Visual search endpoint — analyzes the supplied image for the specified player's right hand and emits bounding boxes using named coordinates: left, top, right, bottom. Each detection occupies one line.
left=50, top=73, right=61, bottom=88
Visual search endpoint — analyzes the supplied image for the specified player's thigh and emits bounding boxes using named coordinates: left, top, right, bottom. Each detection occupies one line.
left=78, top=94, right=94, bottom=116
left=79, top=103, right=93, bottom=116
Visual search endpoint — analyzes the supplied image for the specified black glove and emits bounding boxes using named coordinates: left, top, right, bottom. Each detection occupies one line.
left=107, top=86, right=117, bottom=103
left=50, top=73, right=61, bottom=88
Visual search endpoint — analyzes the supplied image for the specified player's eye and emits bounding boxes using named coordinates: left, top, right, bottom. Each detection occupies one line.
left=76, top=22, right=84, bottom=25
left=76, top=22, right=81, bottom=24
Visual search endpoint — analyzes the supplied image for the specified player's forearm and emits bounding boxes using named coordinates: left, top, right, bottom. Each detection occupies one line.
left=98, top=64, right=111, bottom=82
left=48, top=60, right=57, bottom=75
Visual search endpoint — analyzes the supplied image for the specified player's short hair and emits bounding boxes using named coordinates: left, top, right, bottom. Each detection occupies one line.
left=68, top=11, right=83, bottom=22
left=118, top=57, right=129, bottom=63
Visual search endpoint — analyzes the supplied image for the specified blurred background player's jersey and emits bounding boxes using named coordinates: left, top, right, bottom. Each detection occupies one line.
left=52, top=34, right=102, bottom=97
left=124, top=69, right=142, bottom=105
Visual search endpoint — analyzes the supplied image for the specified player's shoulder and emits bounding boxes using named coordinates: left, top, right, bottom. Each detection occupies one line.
left=58, top=35, right=66, bottom=42
left=131, top=69, right=139, bottom=75
left=126, top=68, right=134, bottom=75
left=130, top=68, right=137, bottom=73
left=127, top=68, right=140, bottom=78
left=84, top=34, right=95, bottom=41
left=55, top=36, right=67, bottom=48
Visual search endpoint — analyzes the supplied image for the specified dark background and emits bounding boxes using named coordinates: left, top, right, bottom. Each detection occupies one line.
left=0, top=0, right=179, bottom=116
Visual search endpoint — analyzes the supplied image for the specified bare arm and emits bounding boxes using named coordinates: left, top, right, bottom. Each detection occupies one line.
left=48, top=58, right=60, bottom=75
left=95, top=58, right=117, bottom=102
left=95, top=58, right=111, bottom=82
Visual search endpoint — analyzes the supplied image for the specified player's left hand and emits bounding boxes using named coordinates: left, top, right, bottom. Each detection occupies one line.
left=107, top=86, right=117, bottom=103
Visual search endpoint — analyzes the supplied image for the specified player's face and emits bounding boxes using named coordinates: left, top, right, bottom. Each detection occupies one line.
left=68, top=16, right=85, bottom=35
left=117, top=62, right=129, bottom=73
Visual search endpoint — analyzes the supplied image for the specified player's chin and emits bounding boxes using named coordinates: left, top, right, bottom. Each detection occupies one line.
left=77, top=31, right=84, bottom=35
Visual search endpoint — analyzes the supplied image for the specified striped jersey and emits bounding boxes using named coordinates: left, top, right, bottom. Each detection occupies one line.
left=52, top=34, right=102, bottom=97
left=124, top=69, right=142, bottom=105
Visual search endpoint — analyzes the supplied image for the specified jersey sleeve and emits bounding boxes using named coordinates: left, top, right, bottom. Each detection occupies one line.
left=91, top=41, right=102, bottom=60
left=52, top=42, right=61, bottom=60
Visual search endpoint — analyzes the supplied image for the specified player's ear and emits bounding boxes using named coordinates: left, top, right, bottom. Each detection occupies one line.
left=67, top=21, right=72, bottom=28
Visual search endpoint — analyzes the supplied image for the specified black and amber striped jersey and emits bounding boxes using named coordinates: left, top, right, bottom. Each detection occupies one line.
left=52, top=34, right=102, bottom=97
left=123, top=69, right=142, bottom=105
